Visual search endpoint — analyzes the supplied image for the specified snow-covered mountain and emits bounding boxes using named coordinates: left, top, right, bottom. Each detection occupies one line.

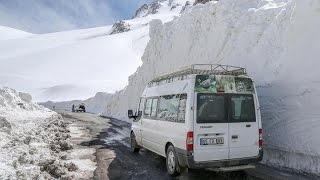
left=0, top=0, right=192, bottom=102
left=0, top=0, right=155, bottom=33
left=100, top=0, right=320, bottom=176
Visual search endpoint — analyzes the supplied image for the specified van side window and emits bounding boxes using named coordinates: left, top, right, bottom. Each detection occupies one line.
left=136, top=97, right=145, bottom=120
left=144, top=98, right=153, bottom=117
left=151, top=98, right=158, bottom=118
left=177, top=94, right=187, bottom=123
left=157, top=95, right=179, bottom=122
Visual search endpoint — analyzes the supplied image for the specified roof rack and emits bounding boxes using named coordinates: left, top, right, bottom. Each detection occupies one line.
left=148, top=64, right=247, bottom=86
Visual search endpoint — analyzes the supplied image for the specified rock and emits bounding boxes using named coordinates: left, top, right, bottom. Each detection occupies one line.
left=19, top=92, right=32, bottom=103
left=60, top=140, right=72, bottom=151
left=17, top=102, right=26, bottom=109
left=133, top=1, right=162, bottom=18
left=64, top=162, right=78, bottom=171
left=23, top=136, right=32, bottom=145
left=18, top=153, right=29, bottom=164
left=60, top=154, right=68, bottom=160
left=0, top=116, right=12, bottom=133
left=180, top=1, right=191, bottom=13
left=12, top=160, right=18, bottom=169
left=109, top=21, right=130, bottom=35
left=133, top=4, right=148, bottom=18
left=40, top=160, right=66, bottom=178
left=194, top=0, right=215, bottom=5
left=61, top=175, right=75, bottom=180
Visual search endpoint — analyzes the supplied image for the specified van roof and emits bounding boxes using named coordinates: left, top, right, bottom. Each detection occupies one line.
left=148, top=64, right=247, bottom=86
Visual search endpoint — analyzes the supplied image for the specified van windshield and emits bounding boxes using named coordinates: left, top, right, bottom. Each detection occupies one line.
left=197, top=94, right=256, bottom=123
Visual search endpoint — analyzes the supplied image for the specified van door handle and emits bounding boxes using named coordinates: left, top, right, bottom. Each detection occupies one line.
left=246, top=124, right=251, bottom=127
left=232, top=135, right=238, bottom=139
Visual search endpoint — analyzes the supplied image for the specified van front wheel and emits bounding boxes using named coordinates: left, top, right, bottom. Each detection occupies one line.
left=130, top=132, right=140, bottom=153
left=166, top=145, right=181, bottom=176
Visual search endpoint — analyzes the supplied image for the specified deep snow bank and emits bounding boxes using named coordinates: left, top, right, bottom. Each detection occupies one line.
left=0, top=87, right=74, bottom=179
left=104, top=0, right=320, bottom=175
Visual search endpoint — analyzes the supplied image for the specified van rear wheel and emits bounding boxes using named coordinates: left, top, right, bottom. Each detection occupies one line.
left=130, top=132, right=140, bottom=153
left=166, top=145, right=181, bottom=176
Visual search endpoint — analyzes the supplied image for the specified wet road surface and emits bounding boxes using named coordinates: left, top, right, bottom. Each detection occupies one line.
left=62, top=112, right=317, bottom=180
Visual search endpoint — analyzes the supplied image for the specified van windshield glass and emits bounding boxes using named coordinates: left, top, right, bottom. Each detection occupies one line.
left=231, top=95, right=256, bottom=122
left=197, top=94, right=226, bottom=123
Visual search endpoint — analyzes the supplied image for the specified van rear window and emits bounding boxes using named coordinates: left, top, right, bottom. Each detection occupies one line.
left=197, top=94, right=226, bottom=123
left=196, top=94, right=256, bottom=123
left=230, top=95, right=256, bottom=122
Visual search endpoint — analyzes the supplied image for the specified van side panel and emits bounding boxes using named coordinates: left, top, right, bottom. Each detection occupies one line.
left=140, top=79, right=193, bottom=157
left=141, top=119, right=163, bottom=154
left=156, top=121, right=186, bottom=157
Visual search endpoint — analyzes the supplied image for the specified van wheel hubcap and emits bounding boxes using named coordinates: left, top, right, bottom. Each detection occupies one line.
left=167, top=151, right=175, bottom=172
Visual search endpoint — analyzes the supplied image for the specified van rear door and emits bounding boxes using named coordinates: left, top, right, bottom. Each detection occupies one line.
left=228, top=94, right=259, bottom=159
left=193, top=93, right=229, bottom=162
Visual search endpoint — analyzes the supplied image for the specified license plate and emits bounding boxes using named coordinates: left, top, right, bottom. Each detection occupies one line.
left=200, top=137, right=224, bottom=145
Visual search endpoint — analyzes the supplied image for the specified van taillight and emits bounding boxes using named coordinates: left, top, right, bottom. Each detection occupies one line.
left=259, top=128, right=263, bottom=149
left=186, top=131, right=194, bottom=152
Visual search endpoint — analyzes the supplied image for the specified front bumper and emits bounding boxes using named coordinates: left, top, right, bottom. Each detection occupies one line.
left=176, top=148, right=263, bottom=169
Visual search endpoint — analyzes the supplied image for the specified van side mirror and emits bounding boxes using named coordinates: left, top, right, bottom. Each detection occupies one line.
left=128, top=110, right=134, bottom=119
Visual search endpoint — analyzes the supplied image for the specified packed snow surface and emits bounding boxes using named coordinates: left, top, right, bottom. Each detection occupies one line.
left=0, top=0, right=191, bottom=102
left=102, top=0, right=320, bottom=175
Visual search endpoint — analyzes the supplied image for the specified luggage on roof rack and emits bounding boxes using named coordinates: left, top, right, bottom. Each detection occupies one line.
left=148, top=64, right=247, bottom=86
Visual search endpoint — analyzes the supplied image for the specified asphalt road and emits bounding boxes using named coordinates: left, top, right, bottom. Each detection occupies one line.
left=61, top=112, right=317, bottom=180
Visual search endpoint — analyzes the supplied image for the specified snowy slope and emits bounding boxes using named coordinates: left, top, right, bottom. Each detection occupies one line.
left=0, top=0, right=191, bottom=102
left=0, top=26, right=32, bottom=40
left=101, top=0, right=320, bottom=175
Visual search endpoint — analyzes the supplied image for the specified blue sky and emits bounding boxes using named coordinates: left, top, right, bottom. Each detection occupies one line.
left=0, top=0, right=154, bottom=33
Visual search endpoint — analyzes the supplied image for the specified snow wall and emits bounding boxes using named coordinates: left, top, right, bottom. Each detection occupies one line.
left=104, top=0, right=320, bottom=175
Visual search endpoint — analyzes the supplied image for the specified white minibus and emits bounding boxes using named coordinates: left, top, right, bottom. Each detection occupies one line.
left=128, top=64, right=263, bottom=176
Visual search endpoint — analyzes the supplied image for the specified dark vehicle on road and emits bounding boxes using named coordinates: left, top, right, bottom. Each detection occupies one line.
left=72, top=103, right=86, bottom=112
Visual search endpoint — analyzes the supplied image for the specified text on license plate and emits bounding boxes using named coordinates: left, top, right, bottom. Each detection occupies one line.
left=200, top=137, right=224, bottom=145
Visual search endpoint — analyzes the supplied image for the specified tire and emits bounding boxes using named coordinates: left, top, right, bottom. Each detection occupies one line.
left=166, top=145, right=182, bottom=176
left=130, top=132, right=140, bottom=153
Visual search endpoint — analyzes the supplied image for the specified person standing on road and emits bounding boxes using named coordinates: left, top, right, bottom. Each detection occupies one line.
left=72, top=104, right=75, bottom=112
